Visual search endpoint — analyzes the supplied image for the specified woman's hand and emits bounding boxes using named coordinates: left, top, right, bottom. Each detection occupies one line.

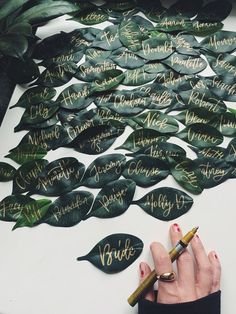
left=139, top=224, right=221, bottom=304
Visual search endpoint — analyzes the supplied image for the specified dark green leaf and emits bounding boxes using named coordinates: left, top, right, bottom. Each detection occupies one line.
left=201, top=31, right=236, bottom=53
left=95, top=89, right=151, bottom=116
left=16, top=115, right=59, bottom=131
left=119, top=19, right=143, bottom=52
left=32, top=157, right=85, bottom=196
left=7, top=22, right=33, bottom=37
left=186, top=21, right=223, bottom=36
left=205, top=75, right=236, bottom=102
left=14, top=1, right=80, bottom=24
left=132, top=187, right=193, bottom=220
left=127, top=142, right=186, bottom=160
left=174, top=108, right=216, bottom=126
left=85, top=48, right=111, bottom=62
left=7, top=58, right=39, bottom=84
left=43, top=191, right=93, bottom=227
left=211, top=112, right=236, bottom=137
left=155, top=17, right=189, bottom=33
left=96, top=107, right=134, bottom=127
left=226, top=138, right=236, bottom=165
left=169, top=157, right=203, bottom=194
left=80, top=154, right=126, bottom=188
left=90, top=69, right=124, bottom=93
left=162, top=53, right=207, bottom=74
left=70, top=123, right=125, bottom=155
left=205, top=52, right=236, bottom=77
left=130, top=15, right=154, bottom=31
left=134, top=35, right=174, bottom=61
left=189, top=146, right=227, bottom=160
left=133, top=110, right=179, bottom=134
left=179, top=88, right=227, bottom=114
left=0, top=162, right=16, bottom=182
left=196, top=0, right=232, bottom=22
left=12, top=159, right=49, bottom=194
left=85, top=179, right=136, bottom=219
left=11, top=86, right=56, bottom=109
left=40, top=50, right=83, bottom=68
left=0, top=0, right=30, bottom=21
left=56, top=83, right=92, bottom=110
left=18, top=125, right=71, bottom=151
left=70, top=8, right=108, bottom=25
left=122, top=67, right=157, bottom=86
left=110, top=47, right=146, bottom=69
left=170, top=34, right=200, bottom=56
left=0, top=34, right=28, bottom=58
left=169, top=0, right=203, bottom=18
left=195, top=157, right=233, bottom=188
left=5, top=144, right=47, bottom=165
left=176, top=123, right=223, bottom=148
left=75, top=59, right=117, bottom=82
left=12, top=198, right=51, bottom=230
left=122, top=156, right=169, bottom=187
left=116, top=128, right=169, bottom=152
left=35, top=62, right=77, bottom=87
left=142, top=62, right=167, bottom=74
left=77, top=233, right=143, bottom=273
left=92, top=25, right=122, bottom=50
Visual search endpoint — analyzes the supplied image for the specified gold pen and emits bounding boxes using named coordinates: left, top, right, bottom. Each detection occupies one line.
left=127, top=226, right=199, bottom=307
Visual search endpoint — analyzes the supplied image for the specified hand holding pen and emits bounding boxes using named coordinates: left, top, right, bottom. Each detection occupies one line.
left=129, top=224, right=221, bottom=306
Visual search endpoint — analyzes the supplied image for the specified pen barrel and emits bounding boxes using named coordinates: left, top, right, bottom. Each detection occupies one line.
left=169, top=241, right=187, bottom=262
left=127, top=269, right=157, bottom=307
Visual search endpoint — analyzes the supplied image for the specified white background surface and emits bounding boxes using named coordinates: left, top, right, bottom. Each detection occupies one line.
left=0, top=3, right=236, bottom=314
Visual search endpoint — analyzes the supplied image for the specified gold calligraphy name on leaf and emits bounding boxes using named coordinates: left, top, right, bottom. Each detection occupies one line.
left=192, top=21, right=219, bottom=31
left=171, top=35, right=193, bottom=51
left=29, top=103, right=50, bottom=120
left=159, top=18, right=185, bottom=28
left=44, top=63, right=75, bottom=82
left=144, top=193, right=185, bottom=217
left=170, top=55, right=204, bottom=69
left=60, top=86, right=90, bottom=107
left=175, top=162, right=199, bottom=188
left=117, top=50, right=139, bottom=62
left=142, top=41, right=173, bottom=56
left=200, top=162, right=229, bottom=181
left=185, top=111, right=209, bottom=125
left=219, top=115, right=236, bottom=132
left=213, top=54, right=236, bottom=76
left=52, top=195, right=89, bottom=221
left=0, top=201, right=29, bottom=219
left=228, top=143, right=236, bottom=157
left=99, top=238, right=136, bottom=266
left=80, top=61, right=116, bottom=78
left=127, top=160, right=160, bottom=177
left=0, top=168, right=14, bottom=178
left=97, top=108, right=124, bottom=123
left=90, top=160, right=124, bottom=182
left=120, top=21, right=141, bottom=50
left=211, top=77, right=236, bottom=95
left=114, top=93, right=146, bottom=108
left=80, top=11, right=106, bottom=22
left=133, top=132, right=163, bottom=149
left=208, top=35, right=236, bottom=50
left=100, top=30, right=119, bottom=46
left=187, top=90, right=222, bottom=112
left=99, top=187, right=128, bottom=212
left=15, top=162, right=45, bottom=190
left=187, top=128, right=220, bottom=144
left=94, top=76, right=119, bottom=88
left=28, top=126, right=61, bottom=149
left=199, top=148, right=225, bottom=159
left=87, top=49, right=106, bottom=60
left=36, top=160, right=80, bottom=191
left=67, top=120, right=96, bottom=140
left=140, top=112, right=168, bottom=130
left=140, top=86, right=172, bottom=105
left=26, top=88, right=51, bottom=103
left=125, top=68, right=148, bottom=84
left=71, top=35, right=91, bottom=48
left=145, top=146, right=181, bottom=158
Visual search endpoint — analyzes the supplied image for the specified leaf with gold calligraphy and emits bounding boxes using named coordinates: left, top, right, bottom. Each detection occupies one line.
left=169, top=157, right=203, bottom=194
left=141, top=0, right=166, bottom=23
left=204, top=75, right=236, bottom=102
left=226, top=138, right=236, bottom=166
left=40, top=50, right=84, bottom=68
left=210, top=112, right=236, bottom=137
left=56, top=83, right=93, bottom=110
left=174, top=108, right=216, bottom=126
left=189, top=146, right=227, bottom=161
left=86, top=48, right=111, bottom=62
left=5, top=144, right=47, bottom=165
left=96, top=107, right=138, bottom=128
left=15, top=115, right=59, bottom=132
left=18, top=125, right=71, bottom=151
left=186, top=21, right=223, bottom=37
left=90, top=69, right=125, bottom=93
left=69, top=8, right=109, bottom=25
left=69, top=123, right=125, bottom=155
left=92, top=24, right=122, bottom=50
left=0, top=162, right=16, bottom=182
left=126, top=142, right=186, bottom=160
left=12, top=199, right=52, bottom=230
left=80, top=154, right=126, bottom=188
left=122, top=67, right=157, bottom=86
left=132, top=110, right=179, bottom=134
left=130, top=15, right=154, bottom=32
left=196, top=0, right=232, bottom=22
left=12, top=159, right=49, bottom=194
left=132, top=187, right=193, bottom=221
left=194, top=157, right=234, bottom=189
left=95, top=89, right=151, bottom=116
left=116, top=128, right=169, bottom=152
left=35, top=62, right=77, bottom=87
left=179, top=88, right=227, bottom=114
left=162, top=52, right=207, bottom=75
left=200, top=30, right=236, bottom=54
left=155, top=17, right=190, bottom=33
left=122, top=156, right=169, bottom=187
left=110, top=47, right=146, bottom=69
left=11, top=86, right=57, bottom=109
left=43, top=191, right=94, bottom=227
left=84, top=179, right=136, bottom=219
left=134, top=35, right=174, bottom=61
left=77, top=233, right=143, bottom=273
left=170, top=34, right=200, bottom=56
left=119, top=19, right=143, bottom=52
left=30, top=157, right=85, bottom=196
left=176, top=123, right=223, bottom=148
left=204, top=51, right=236, bottom=77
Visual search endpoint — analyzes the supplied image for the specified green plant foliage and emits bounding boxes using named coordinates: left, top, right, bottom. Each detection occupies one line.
left=77, top=233, right=143, bottom=273
left=0, top=162, right=16, bottom=182
left=5, top=144, right=47, bottom=165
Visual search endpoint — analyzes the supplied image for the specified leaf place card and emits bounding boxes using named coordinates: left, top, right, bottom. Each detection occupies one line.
left=0, top=162, right=16, bottom=182
left=132, top=187, right=193, bottom=221
left=5, top=144, right=47, bottom=165
left=77, top=233, right=143, bottom=273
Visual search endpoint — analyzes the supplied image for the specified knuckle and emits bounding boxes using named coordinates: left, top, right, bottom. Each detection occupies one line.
left=157, top=254, right=170, bottom=265
left=202, top=264, right=213, bottom=275
left=179, top=251, right=192, bottom=263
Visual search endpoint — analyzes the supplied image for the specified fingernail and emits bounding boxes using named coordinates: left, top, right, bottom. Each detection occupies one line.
left=139, top=263, right=145, bottom=277
left=173, top=223, right=181, bottom=232
left=214, top=252, right=218, bottom=259
left=193, top=234, right=200, bottom=242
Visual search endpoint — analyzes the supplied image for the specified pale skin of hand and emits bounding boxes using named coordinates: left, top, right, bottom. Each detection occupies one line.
left=139, top=223, right=221, bottom=304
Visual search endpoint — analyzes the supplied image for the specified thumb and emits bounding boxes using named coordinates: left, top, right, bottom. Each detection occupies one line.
left=139, top=262, right=155, bottom=302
